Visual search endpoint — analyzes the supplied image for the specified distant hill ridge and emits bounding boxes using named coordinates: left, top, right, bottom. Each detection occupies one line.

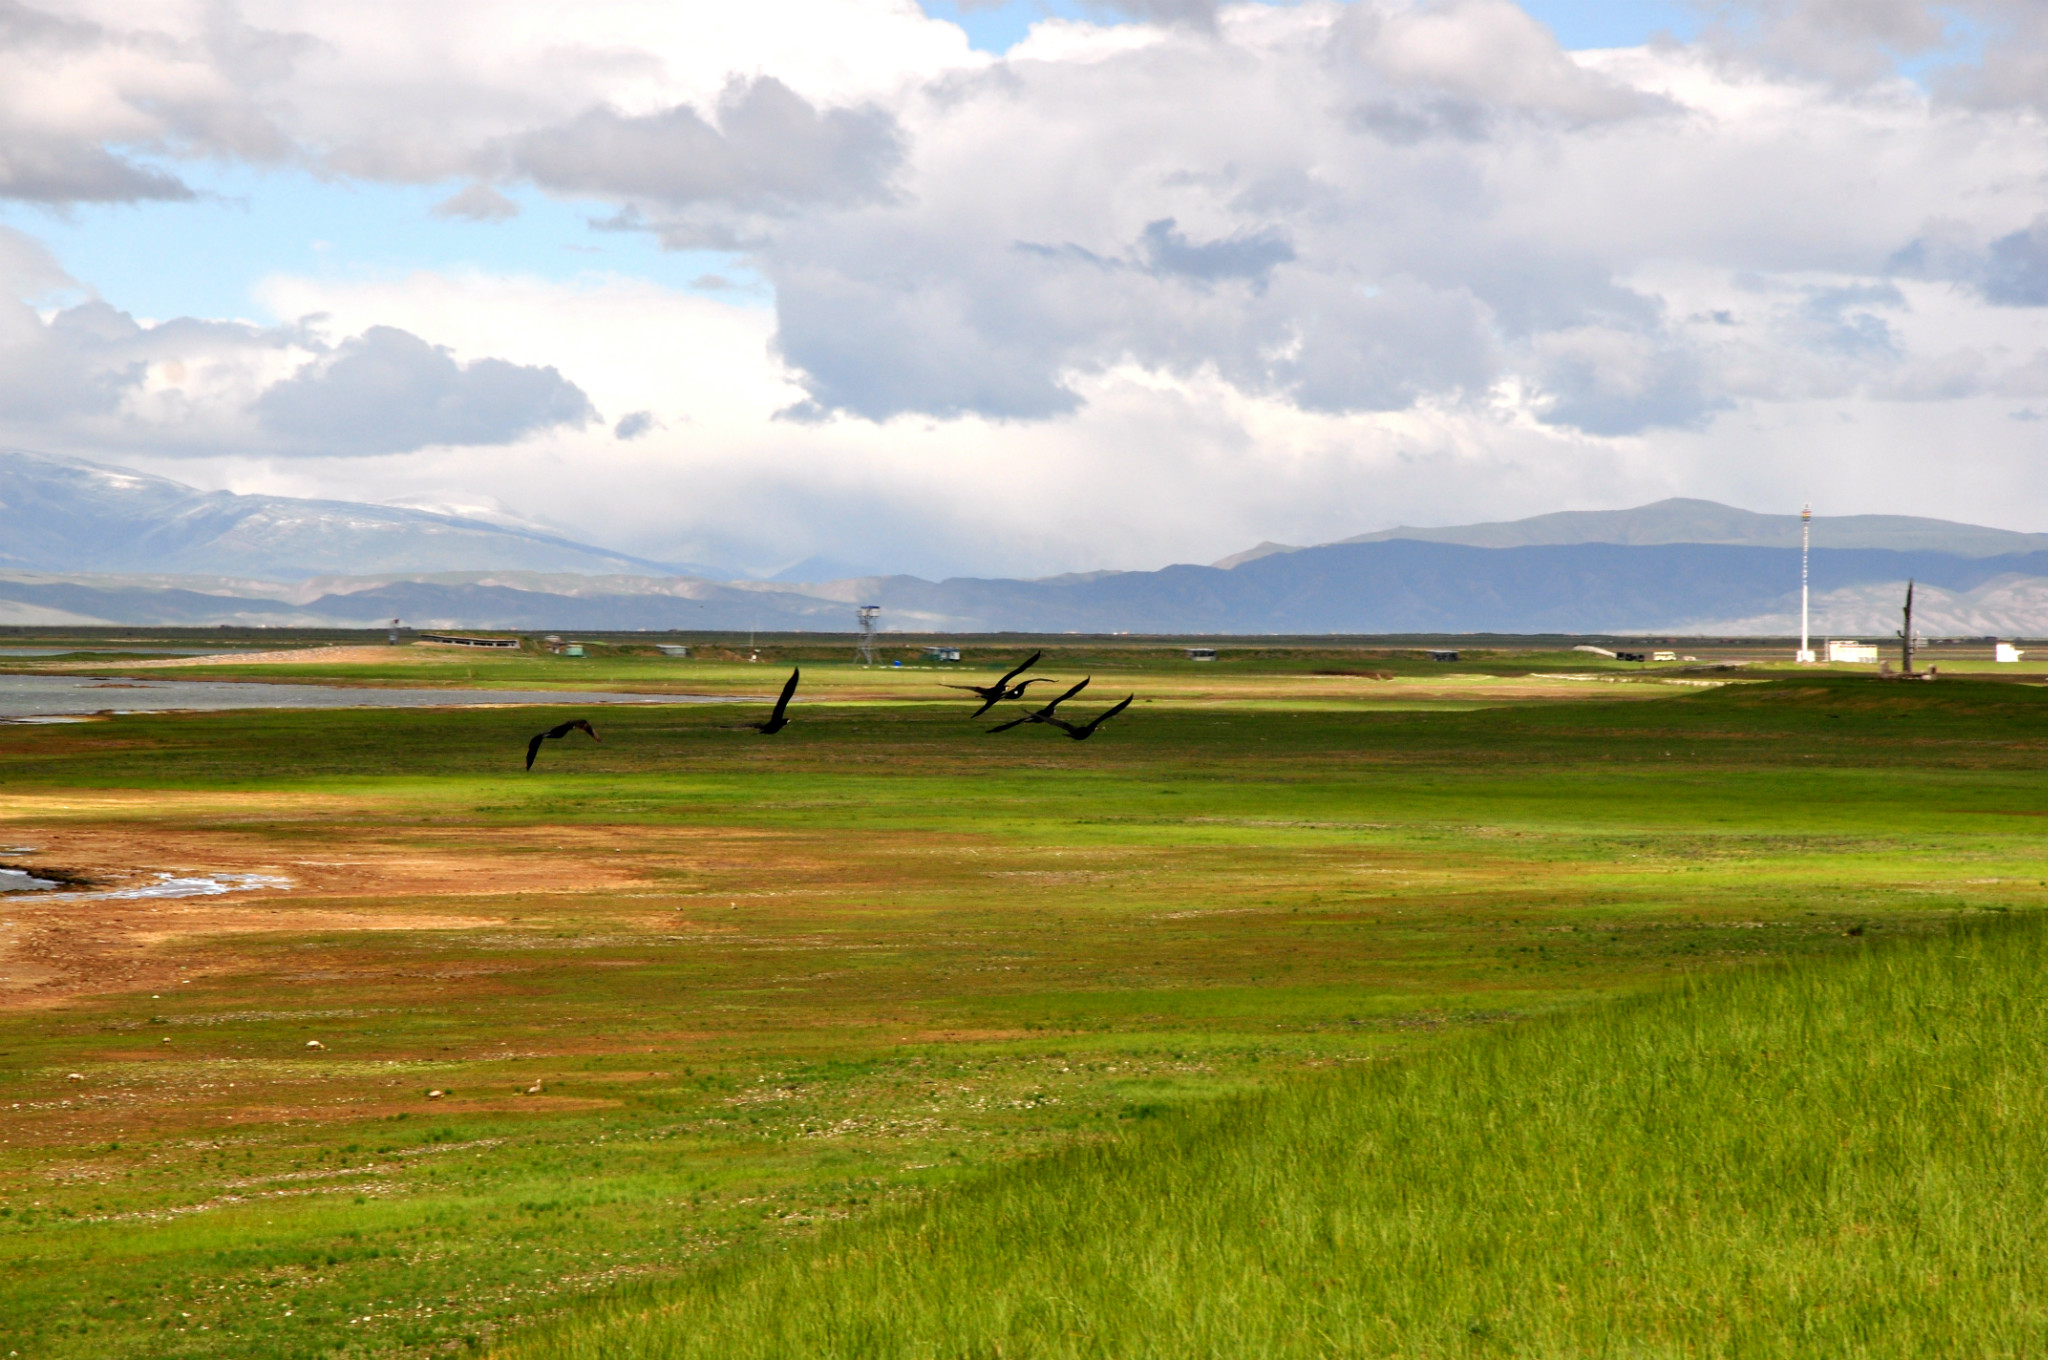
left=8, top=541, right=2048, bottom=635
left=0, top=447, right=711, bottom=581
left=7, top=445, right=2048, bottom=633
left=1214, top=499, right=2048, bottom=567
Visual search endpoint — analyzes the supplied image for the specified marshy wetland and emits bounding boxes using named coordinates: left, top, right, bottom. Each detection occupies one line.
left=2, top=632, right=2046, bottom=1357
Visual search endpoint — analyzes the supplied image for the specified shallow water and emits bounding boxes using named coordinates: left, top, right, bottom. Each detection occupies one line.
left=0, top=675, right=741, bottom=719
left=3, top=872, right=292, bottom=902
left=0, top=647, right=237, bottom=657
left=79, top=872, right=292, bottom=901
left=0, top=868, right=59, bottom=892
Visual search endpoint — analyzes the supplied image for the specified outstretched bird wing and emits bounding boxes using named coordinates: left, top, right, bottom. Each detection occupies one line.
left=993, top=649, right=1043, bottom=690
left=975, top=676, right=1057, bottom=717
left=1040, top=675, right=1089, bottom=711
left=1079, top=694, right=1135, bottom=735
left=525, top=732, right=547, bottom=770
left=987, top=676, right=1089, bottom=733
left=770, top=668, right=800, bottom=722
left=569, top=718, right=600, bottom=741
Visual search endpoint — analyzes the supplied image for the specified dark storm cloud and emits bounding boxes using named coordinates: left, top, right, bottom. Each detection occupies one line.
left=254, top=327, right=595, bottom=455
left=505, top=77, right=902, bottom=212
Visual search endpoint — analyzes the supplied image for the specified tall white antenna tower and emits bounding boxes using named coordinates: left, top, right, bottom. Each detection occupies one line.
left=1796, top=504, right=1815, bottom=664
left=855, top=605, right=880, bottom=666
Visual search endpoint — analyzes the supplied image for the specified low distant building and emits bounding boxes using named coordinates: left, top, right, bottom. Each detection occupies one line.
left=1427, top=649, right=1459, bottom=662
left=922, top=646, right=962, bottom=662
left=418, top=633, right=520, bottom=649
left=1184, top=648, right=1218, bottom=661
left=1828, top=640, right=1879, bottom=663
left=657, top=645, right=692, bottom=657
left=1652, top=650, right=1678, bottom=662
left=1997, top=642, right=2025, bottom=663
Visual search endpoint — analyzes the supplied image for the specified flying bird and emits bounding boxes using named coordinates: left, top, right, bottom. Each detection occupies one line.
left=945, top=675, right=1058, bottom=718
left=753, top=667, right=800, bottom=734
left=1044, top=695, right=1134, bottom=741
left=525, top=718, right=599, bottom=770
left=941, top=650, right=1046, bottom=717
left=988, top=677, right=1090, bottom=733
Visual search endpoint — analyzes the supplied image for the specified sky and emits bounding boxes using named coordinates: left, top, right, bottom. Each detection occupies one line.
left=1, top=0, right=2045, bottom=581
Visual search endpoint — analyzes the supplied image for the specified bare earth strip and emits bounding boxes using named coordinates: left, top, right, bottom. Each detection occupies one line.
left=97, top=647, right=442, bottom=670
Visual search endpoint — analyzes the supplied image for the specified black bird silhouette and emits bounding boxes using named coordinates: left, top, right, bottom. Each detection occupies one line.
left=940, top=650, right=1045, bottom=717
left=988, top=677, right=1090, bottom=733
left=753, top=668, right=800, bottom=733
left=525, top=718, right=599, bottom=770
left=947, top=675, right=1058, bottom=718
left=1044, top=694, right=1134, bottom=741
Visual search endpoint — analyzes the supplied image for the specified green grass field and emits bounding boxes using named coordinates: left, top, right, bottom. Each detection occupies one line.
left=1, top=641, right=2044, bottom=1357
left=522, top=908, right=2048, bottom=1359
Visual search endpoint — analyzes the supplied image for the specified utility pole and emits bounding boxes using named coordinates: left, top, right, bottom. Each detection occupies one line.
left=1797, top=504, right=1813, bottom=663
left=1898, top=579, right=1915, bottom=675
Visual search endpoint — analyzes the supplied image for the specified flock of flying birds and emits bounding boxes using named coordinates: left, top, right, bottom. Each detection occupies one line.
left=523, top=650, right=1131, bottom=770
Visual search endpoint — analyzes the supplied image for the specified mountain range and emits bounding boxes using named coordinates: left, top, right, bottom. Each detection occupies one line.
left=1217, top=499, right=2048, bottom=565
left=0, top=446, right=710, bottom=581
left=4, top=447, right=2047, bottom=636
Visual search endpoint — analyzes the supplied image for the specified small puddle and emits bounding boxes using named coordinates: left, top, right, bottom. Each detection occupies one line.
left=73, top=873, right=293, bottom=902
left=1, top=872, right=292, bottom=902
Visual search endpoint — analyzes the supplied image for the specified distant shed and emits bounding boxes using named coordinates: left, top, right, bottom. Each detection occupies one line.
left=1184, top=647, right=1218, bottom=661
left=1427, top=649, right=1459, bottom=662
left=418, top=633, right=520, bottom=649
left=922, top=646, right=962, bottom=662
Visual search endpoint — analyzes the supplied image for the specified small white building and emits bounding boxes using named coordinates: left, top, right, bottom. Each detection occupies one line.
left=1184, top=647, right=1218, bottom=661
left=1997, top=642, right=2025, bottom=663
left=1827, top=640, right=1879, bottom=664
left=1652, top=650, right=1678, bottom=662
left=922, top=646, right=961, bottom=662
